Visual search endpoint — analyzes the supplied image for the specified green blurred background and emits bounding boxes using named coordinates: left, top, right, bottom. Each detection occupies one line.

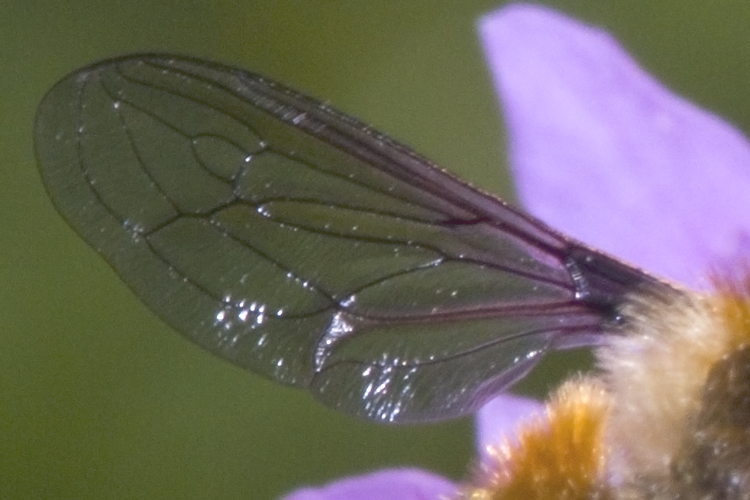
left=4, top=1, right=750, bottom=498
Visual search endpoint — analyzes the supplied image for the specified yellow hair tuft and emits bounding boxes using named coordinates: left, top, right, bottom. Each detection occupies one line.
left=458, top=379, right=610, bottom=500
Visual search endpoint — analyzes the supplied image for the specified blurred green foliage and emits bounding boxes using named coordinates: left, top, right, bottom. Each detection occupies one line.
left=3, top=1, right=750, bottom=498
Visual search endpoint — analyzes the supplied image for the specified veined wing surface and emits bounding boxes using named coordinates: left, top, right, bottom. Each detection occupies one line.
left=34, top=54, right=667, bottom=423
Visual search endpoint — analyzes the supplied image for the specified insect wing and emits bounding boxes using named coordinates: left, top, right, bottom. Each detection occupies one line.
left=34, top=55, right=658, bottom=423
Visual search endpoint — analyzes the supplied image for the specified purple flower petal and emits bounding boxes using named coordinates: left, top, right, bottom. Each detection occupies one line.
left=479, top=4, right=750, bottom=289
left=284, top=6, right=750, bottom=499
left=279, top=468, right=455, bottom=500
left=475, top=394, right=542, bottom=462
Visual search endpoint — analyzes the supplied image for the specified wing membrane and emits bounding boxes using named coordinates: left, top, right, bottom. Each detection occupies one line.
left=34, top=54, right=667, bottom=422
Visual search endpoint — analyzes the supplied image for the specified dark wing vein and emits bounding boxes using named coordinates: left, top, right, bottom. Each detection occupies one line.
left=34, top=54, right=668, bottom=423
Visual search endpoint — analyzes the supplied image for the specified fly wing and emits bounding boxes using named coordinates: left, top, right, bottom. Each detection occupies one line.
left=34, top=54, right=667, bottom=423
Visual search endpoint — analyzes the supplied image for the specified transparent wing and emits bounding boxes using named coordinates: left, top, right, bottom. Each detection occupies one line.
left=34, top=54, right=668, bottom=423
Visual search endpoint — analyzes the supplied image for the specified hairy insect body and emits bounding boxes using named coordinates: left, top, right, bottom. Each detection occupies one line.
left=667, top=345, right=750, bottom=500
left=461, top=282, right=750, bottom=500
left=459, top=378, right=610, bottom=500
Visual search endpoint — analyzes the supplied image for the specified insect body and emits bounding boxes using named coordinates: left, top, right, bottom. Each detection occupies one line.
left=34, top=55, right=750, bottom=500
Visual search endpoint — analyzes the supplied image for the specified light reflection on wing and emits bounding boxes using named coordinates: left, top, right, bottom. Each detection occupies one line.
left=34, top=55, right=670, bottom=422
